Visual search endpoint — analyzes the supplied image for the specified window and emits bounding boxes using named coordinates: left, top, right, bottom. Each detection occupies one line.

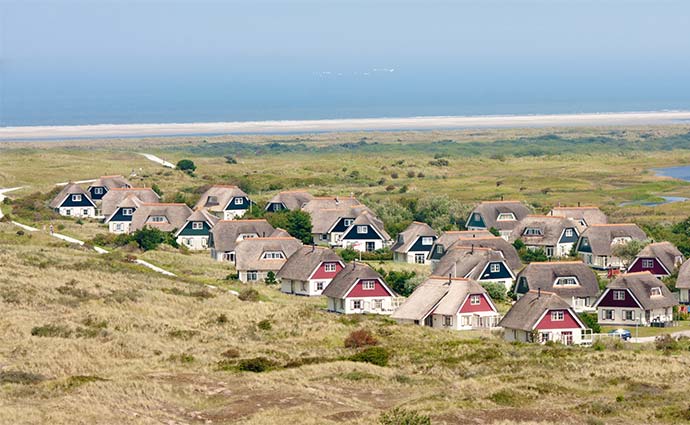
left=603, top=309, right=615, bottom=320
left=624, top=310, right=635, bottom=321
left=122, top=208, right=133, bottom=216
left=192, top=222, right=203, bottom=230
left=65, top=209, right=72, bottom=216
left=373, top=299, right=383, bottom=310
left=415, top=253, right=426, bottom=264
left=316, top=282, right=324, bottom=291
left=262, top=251, right=285, bottom=259
left=320, top=234, right=328, bottom=241
left=94, top=187, right=104, bottom=195
left=556, top=277, right=578, bottom=286
left=473, top=213, right=481, bottom=221
left=539, top=332, right=550, bottom=343
left=421, top=237, right=433, bottom=245
left=72, top=194, right=82, bottom=202
left=183, top=238, right=192, bottom=246
left=470, top=295, right=481, bottom=305
left=436, top=245, right=444, bottom=254
left=565, top=229, right=573, bottom=237
left=551, top=311, right=564, bottom=321
left=613, top=290, right=626, bottom=301
left=301, top=282, right=307, bottom=292
left=443, top=315, right=452, bottom=327
left=324, top=263, right=336, bottom=272
left=642, top=259, right=654, bottom=269
left=234, top=197, right=244, bottom=205
left=366, top=242, right=376, bottom=252
left=490, top=263, right=500, bottom=273
left=247, top=271, right=258, bottom=281
left=362, top=280, right=376, bottom=290
left=545, top=247, right=554, bottom=257
left=114, top=223, right=122, bottom=231
left=357, top=225, right=367, bottom=234
left=344, top=218, right=354, bottom=227
left=523, top=228, right=543, bottom=236
left=82, top=209, right=89, bottom=216
left=352, top=300, right=362, bottom=309
left=206, top=195, right=219, bottom=206
left=497, top=213, right=516, bottom=221
left=650, top=287, right=662, bottom=297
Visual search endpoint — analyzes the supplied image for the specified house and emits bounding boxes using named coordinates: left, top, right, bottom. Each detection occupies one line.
left=208, top=219, right=277, bottom=262
left=303, top=197, right=371, bottom=245
left=277, top=246, right=345, bottom=296
left=465, top=200, right=531, bottom=239
left=432, top=246, right=516, bottom=291
left=129, top=203, right=193, bottom=233
left=514, top=261, right=600, bottom=312
left=548, top=206, right=608, bottom=232
left=675, top=260, right=690, bottom=304
left=627, top=241, right=684, bottom=277
left=431, top=235, right=522, bottom=272
left=427, top=230, right=494, bottom=262
left=175, top=209, right=220, bottom=250
left=510, top=215, right=580, bottom=258
left=391, top=222, right=438, bottom=264
left=322, top=262, right=397, bottom=315
left=302, top=196, right=361, bottom=213
left=102, top=188, right=160, bottom=233
left=392, top=276, right=501, bottom=329
left=49, top=183, right=97, bottom=218
left=234, top=236, right=303, bottom=282
left=87, top=175, right=132, bottom=201
left=340, top=211, right=391, bottom=252
left=194, top=185, right=252, bottom=220
left=593, top=272, right=677, bottom=326
left=265, top=190, right=314, bottom=212
left=576, top=224, right=647, bottom=270
left=499, top=290, right=592, bottom=345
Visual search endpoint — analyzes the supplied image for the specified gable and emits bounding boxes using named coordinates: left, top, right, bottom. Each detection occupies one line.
left=467, top=212, right=486, bottom=229
left=595, top=288, right=642, bottom=309
left=535, top=309, right=584, bottom=330
left=628, top=257, right=670, bottom=275
left=408, top=235, right=437, bottom=253
left=345, top=278, right=393, bottom=298
left=478, top=261, right=513, bottom=280
left=342, top=224, right=383, bottom=241
left=225, top=196, right=250, bottom=210
left=177, top=220, right=211, bottom=236
left=558, top=227, right=579, bottom=244
left=578, top=237, right=592, bottom=253
left=458, top=293, right=496, bottom=314
left=266, top=202, right=287, bottom=212
left=107, top=207, right=136, bottom=223
left=310, top=261, right=345, bottom=280
left=59, top=193, right=96, bottom=208
left=330, top=217, right=355, bottom=233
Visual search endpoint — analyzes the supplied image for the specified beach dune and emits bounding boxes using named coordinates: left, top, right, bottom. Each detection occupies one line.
left=2, top=111, right=690, bottom=141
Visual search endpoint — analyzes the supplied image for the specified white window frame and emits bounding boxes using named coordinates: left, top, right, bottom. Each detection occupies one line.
left=150, top=216, right=165, bottom=223
left=524, top=228, right=543, bottom=236
left=421, top=237, right=433, bottom=245
left=82, top=209, right=89, bottom=216
left=642, top=259, right=654, bottom=269
left=613, top=290, right=626, bottom=301
left=324, top=263, right=336, bottom=272
left=650, top=287, right=662, bottom=296
left=556, top=277, right=577, bottom=286
left=551, top=311, right=564, bottom=321
left=94, top=187, right=104, bottom=195
left=415, top=253, right=426, bottom=264
left=436, top=245, right=444, bottom=254
left=247, top=271, right=258, bottom=281
left=352, top=300, right=362, bottom=310
left=344, top=218, right=354, bottom=227
left=490, top=263, right=500, bottom=273
left=122, top=208, right=134, bottom=216
left=114, top=223, right=123, bottom=231
left=192, top=222, right=203, bottom=230
left=373, top=299, right=383, bottom=310
left=565, top=229, right=573, bottom=237
left=603, top=309, right=615, bottom=320
left=234, top=197, right=244, bottom=205
left=357, top=225, right=368, bottom=234
left=316, top=281, right=324, bottom=291
left=262, top=251, right=284, bottom=260
left=473, top=213, right=481, bottom=222
left=72, top=194, right=82, bottom=202
left=362, top=280, right=376, bottom=290
left=470, top=295, right=481, bottom=305
left=624, top=310, right=635, bottom=321
left=497, top=213, right=516, bottom=221
left=443, top=315, right=452, bottom=327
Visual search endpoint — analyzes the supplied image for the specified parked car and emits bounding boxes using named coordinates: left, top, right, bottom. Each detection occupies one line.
left=608, top=329, right=632, bottom=341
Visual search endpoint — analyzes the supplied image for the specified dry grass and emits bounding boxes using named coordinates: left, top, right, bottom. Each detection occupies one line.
left=2, top=221, right=690, bottom=424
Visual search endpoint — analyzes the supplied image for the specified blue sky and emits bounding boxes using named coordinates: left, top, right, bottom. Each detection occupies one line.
left=2, top=0, right=690, bottom=125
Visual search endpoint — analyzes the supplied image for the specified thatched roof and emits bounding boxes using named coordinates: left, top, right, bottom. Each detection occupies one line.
left=634, top=242, right=683, bottom=273
left=234, top=237, right=303, bottom=272
left=677, top=260, right=690, bottom=289
left=578, top=224, right=647, bottom=256
left=88, top=175, right=131, bottom=190
left=468, top=201, right=531, bottom=231
left=209, top=219, right=276, bottom=252
left=277, top=245, right=343, bottom=281
left=49, top=183, right=93, bottom=209
left=549, top=206, right=608, bottom=231
left=321, top=262, right=386, bottom=298
left=451, top=237, right=522, bottom=271
left=101, top=188, right=160, bottom=217
left=597, top=272, right=677, bottom=310
left=392, top=222, right=437, bottom=253
left=510, top=215, right=579, bottom=247
left=265, top=191, right=314, bottom=211
left=433, top=247, right=512, bottom=280
left=499, top=290, right=581, bottom=331
left=516, top=261, right=599, bottom=298
left=194, top=185, right=248, bottom=213
left=129, top=203, right=193, bottom=233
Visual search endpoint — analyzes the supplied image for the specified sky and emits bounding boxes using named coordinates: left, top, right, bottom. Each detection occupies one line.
left=2, top=0, right=690, bottom=126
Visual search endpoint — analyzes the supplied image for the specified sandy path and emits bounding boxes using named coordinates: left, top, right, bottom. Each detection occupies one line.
left=140, top=153, right=175, bottom=168
left=2, top=111, right=690, bottom=141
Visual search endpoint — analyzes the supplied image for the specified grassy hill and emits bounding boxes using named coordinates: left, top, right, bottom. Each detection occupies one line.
left=2, top=221, right=690, bottom=424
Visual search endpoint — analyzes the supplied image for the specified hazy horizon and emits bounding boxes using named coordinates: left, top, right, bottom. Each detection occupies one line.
left=2, top=0, right=690, bottom=126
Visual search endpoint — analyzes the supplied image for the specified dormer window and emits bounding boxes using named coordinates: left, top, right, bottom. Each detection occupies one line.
left=344, top=218, right=354, bottom=227
left=642, top=259, right=654, bottom=269
left=234, top=197, right=244, bottom=205
left=206, top=195, right=219, bottom=206
left=613, top=290, right=626, bottom=301
left=436, top=245, right=444, bottom=254
left=650, top=287, right=662, bottom=297
left=523, top=228, right=543, bottom=236
left=72, top=194, right=82, bottom=202
left=362, top=280, right=376, bottom=290
left=473, top=213, right=481, bottom=221
left=122, top=208, right=134, bottom=216
left=262, top=251, right=285, bottom=259
left=149, top=216, right=166, bottom=223
left=497, top=213, right=516, bottom=221
left=324, top=263, right=336, bottom=272
left=397, top=234, right=404, bottom=243
left=421, top=237, right=433, bottom=245
left=192, top=222, right=203, bottom=230
left=357, top=226, right=367, bottom=234
left=581, top=238, right=590, bottom=247
left=551, top=311, right=564, bottom=321
left=555, top=277, right=578, bottom=286
left=565, top=229, right=574, bottom=237
left=94, top=187, right=104, bottom=195
left=490, top=263, right=500, bottom=273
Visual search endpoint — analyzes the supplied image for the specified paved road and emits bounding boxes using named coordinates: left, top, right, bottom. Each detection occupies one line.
left=629, top=330, right=690, bottom=343
left=139, top=153, right=175, bottom=168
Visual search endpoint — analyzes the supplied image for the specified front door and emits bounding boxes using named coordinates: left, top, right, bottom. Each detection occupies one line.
left=415, top=253, right=426, bottom=264
left=366, top=242, right=375, bottom=252
left=424, top=315, right=433, bottom=327
left=562, top=331, right=573, bottom=345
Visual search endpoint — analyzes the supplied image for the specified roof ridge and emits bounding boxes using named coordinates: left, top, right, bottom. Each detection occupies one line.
left=218, top=219, right=268, bottom=222
left=479, top=200, right=523, bottom=204
left=428, top=275, right=470, bottom=281
left=552, top=206, right=600, bottom=209
left=590, top=223, right=637, bottom=227
left=140, top=203, right=188, bottom=206
left=528, top=261, right=584, bottom=265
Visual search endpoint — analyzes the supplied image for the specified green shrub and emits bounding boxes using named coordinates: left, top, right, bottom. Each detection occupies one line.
left=378, top=407, right=431, bottom=425
left=238, top=288, right=260, bottom=302
left=264, top=271, right=277, bottom=285
left=481, top=281, right=507, bottom=302
left=350, top=346, right=389, bottom=367
left=579, top=312, right=601, bottom=333
left=655, top=334, right=679, bottom=352
left=344, top=329, right=378, bottom=348
left=30, top=324, right=72, bottom=338
left=257, top=319, right=272, bottom=330
left=0, top=370, right=46, bottom=385
left=237, top=357, right=277, bottom=373
left=176, top=159, right=197, bottom=173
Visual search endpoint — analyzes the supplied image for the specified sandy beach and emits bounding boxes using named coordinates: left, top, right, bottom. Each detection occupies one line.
left=2, top=111, right=690, bottom=141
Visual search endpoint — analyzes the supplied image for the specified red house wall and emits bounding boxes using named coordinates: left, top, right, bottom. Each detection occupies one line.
left=346, top=279, right=392, bottom=298
left=535, top=309, right=582, bottom=330
left=311, top=262, right=344, bottom=279
left=458, top=293, right=495, bottom=313
left=628, top=258, right=669, bottom=275
left=597, top=289, right=640, bottom=308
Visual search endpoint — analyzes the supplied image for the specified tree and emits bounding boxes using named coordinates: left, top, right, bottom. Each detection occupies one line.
left=130, top=227, right=177, bottom=251
left=176, top=159, right=197, bottom=173
left=489, top=227, right=501, bottom=237
left=611, top=240, right=647, bottom=269
left=383, top=270, right=418, bottom=297
left=481, top=281, right=507, bottom=302
left=265, top=210, right=313, bottom=244
left=578, top=312, right=601, bottom=333
left=264, top=271, right=277, bottom=285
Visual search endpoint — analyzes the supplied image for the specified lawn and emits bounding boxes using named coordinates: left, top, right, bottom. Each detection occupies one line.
left=601, top=320, right=690, bottom=338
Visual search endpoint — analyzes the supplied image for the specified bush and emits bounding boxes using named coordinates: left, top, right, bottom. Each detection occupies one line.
left=224, top=155, right=238, bottom=164
left=237, top=357, right=277, bottom=373
left=481, top=281, right=507, bottom=302
left=222, top=348, right=240, bottom=358
left=31, top=324, right=72, bottom=338
left=350, top=346, right=390, bottom=367
left=382, top=270, right=418, bottom=297
left=378, top=407, right=431, bottom=425
left=429, top=158, right=449, bottom=167
left=344, top=329, right=379, bottom=348
left=579, top=312, right=601, bottom=333
left=238, top=288, right=260, bottom=302
left=406, top=170, right=416, bottom=178
left=264, top=210, right=313, bottom=244
left=655, top=334, right=679, bottom=352
left=176, top=159, right=197, bottom=173
left=257, top=319, right=272, bottom=331
left=0, top=370, right=46, bottom=385
left=264, top=271, right=277, bottom=285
